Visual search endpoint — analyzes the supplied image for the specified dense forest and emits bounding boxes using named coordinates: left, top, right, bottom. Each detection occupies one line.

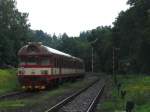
left=0, top=0, right=150, bottom=73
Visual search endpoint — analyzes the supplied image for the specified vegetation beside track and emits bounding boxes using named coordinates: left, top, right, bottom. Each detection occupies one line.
left=96, top=75, right=150, bottom=112
left=0, top=69, right=20, bottom=95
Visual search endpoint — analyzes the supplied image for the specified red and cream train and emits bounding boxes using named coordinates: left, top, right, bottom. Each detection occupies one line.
left=17, top=42, right=85, bottom=90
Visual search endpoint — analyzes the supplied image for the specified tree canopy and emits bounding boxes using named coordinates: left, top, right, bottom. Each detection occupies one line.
left=1, top=0, right=150, bottom=73
left=0, top=0, right=30, bottom=66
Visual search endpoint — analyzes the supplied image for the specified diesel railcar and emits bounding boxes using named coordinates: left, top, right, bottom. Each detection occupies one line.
left=17, top=42, right=85, bottom=90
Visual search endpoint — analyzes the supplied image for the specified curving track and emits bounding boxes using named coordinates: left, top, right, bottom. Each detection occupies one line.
left=45, top=79, right=105, bottom=112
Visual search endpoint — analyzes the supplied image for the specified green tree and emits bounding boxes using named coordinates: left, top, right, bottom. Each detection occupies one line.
left=0, top=0, right=30, bottom=66
left=113, top=0, right=150, bottom=73
left=87, top=26, right=113, bottom=72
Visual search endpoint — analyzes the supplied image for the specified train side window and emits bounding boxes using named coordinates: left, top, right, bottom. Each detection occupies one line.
left=70, top=60, right=72, bottom=68
left=56, top=58, right=58, bottom=67
left=60, top=58, right=62, bottom=67
left=61, top=58, right=63, bottom=67
left=49, top=57, right=51, bottom=64
left=67, top=59, right=68, bottom=68
left=57, top=58, right=59, bottom=67
left=64, top=59, right=66, bottom=68
left=57, top=57, right=59, bottom=67
left=54, top=58, right=56, bottom=67
left=41, top=57, right=49, bottom=65
left=63, top=59, right=65, bottom=68
left=67, top=60, right=69, bottom=68
left=55, top=58, right=58, bottom=67
left=70, top=60, right=71, bottom=68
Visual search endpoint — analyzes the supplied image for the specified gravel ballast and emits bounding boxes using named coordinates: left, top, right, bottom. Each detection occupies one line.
left=57, top=79, right=105, bottom=112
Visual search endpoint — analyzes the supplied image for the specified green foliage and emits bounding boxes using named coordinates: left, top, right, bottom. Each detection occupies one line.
left=0, top=0, right=114, bottom=72
left=1, top=0, right=150, bottom=73
left=137, top=103, right=150, bottom=112
left=0, top=100, right=25, bottom=108
left=0, top=0, right=30, bottom=67
left=86, top=26, right=113, bottom=72
left=0, top=69, right=20, bottom=94
left=0, top=76, right=97, bottom=109
left=113, top=0, right=150, bottom=73
left=97, top=75, right=150, bottom=112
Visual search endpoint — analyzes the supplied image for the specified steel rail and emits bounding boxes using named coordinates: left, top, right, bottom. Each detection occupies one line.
left=0, top=91, right=24, bottom=100
left=44, top=79, right=99, bottom=112
left=86, top=84, right=105, bottom=112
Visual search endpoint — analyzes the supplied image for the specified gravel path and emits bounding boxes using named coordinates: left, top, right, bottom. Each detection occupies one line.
left=57, top=79, right=105, bottom=112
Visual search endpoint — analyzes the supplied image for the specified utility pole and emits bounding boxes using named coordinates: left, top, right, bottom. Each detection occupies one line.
left=113, top=47, right=120, bottom=85
left=113, top=47, right=116, bottom=84
left=92, top=47, right=94, bottom=72
left=90, top=38, right=98, bottom=73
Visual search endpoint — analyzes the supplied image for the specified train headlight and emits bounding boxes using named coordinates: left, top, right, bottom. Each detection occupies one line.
left=31, top=70, right=35, bottom=75
left=18, top=70, right=25, bottom=75
left=18, top=67, right=25, bottom=75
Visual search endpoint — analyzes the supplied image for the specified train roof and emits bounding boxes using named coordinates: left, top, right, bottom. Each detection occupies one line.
left=18, top=42, right=83, bottom=62
left=45, top=46, right=71, bottom=57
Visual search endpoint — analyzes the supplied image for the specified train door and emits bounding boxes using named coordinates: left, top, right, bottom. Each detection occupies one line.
left=59, top=57, right=62, bottom=75
left=51, top=56, right=54, bottom=75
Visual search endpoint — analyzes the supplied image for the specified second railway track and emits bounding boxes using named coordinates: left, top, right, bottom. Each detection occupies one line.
left=0, top=91, right=25, bottom=100
left=0, top=91, right=45, bottom=101
left=45, top=79, right=105, bottom=112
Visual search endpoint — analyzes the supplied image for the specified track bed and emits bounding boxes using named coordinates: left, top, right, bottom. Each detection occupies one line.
left=0, top=74, right=102, bottom=112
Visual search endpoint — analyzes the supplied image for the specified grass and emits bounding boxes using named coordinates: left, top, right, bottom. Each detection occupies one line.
left=97, top=74, right=150, bottom=112
left=0, top=100, right=25, bottom=108
left=0, top=69, right=20, bottom=95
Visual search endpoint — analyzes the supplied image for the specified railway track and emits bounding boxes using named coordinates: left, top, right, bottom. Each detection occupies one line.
left=0, top=91, right=44, bottom=101
left=0, top=80, right=98, bottom=101
left=45, top=79, right=105, bottom=112
left=0, top=91, right=25, bottom=100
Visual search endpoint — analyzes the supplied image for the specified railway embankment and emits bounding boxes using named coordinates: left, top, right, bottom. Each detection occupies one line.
left=0, top=69, right=20, bottom=95
left=0, top=72, right=102, bottom=112
left=96, top=74, right=150, bottom=112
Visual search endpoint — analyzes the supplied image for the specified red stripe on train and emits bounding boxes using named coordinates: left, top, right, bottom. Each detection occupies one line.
left=17, top=74, right=80, bottom=78
left=19, top=64, right=53, bottom=68
left=17, top=74, right=54, bottom=80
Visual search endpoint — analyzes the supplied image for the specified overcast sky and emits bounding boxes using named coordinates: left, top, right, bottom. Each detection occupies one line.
left=16, top=0, right=129, bottom=36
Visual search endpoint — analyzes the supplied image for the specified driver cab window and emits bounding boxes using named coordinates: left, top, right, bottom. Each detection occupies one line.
left=41, top=58, right=49, bottom=65
left=27, top=57, right=37, bottom=65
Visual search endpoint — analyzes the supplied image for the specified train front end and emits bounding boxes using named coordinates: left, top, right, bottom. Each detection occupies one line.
left=17, top=42, right=52, bottom=90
